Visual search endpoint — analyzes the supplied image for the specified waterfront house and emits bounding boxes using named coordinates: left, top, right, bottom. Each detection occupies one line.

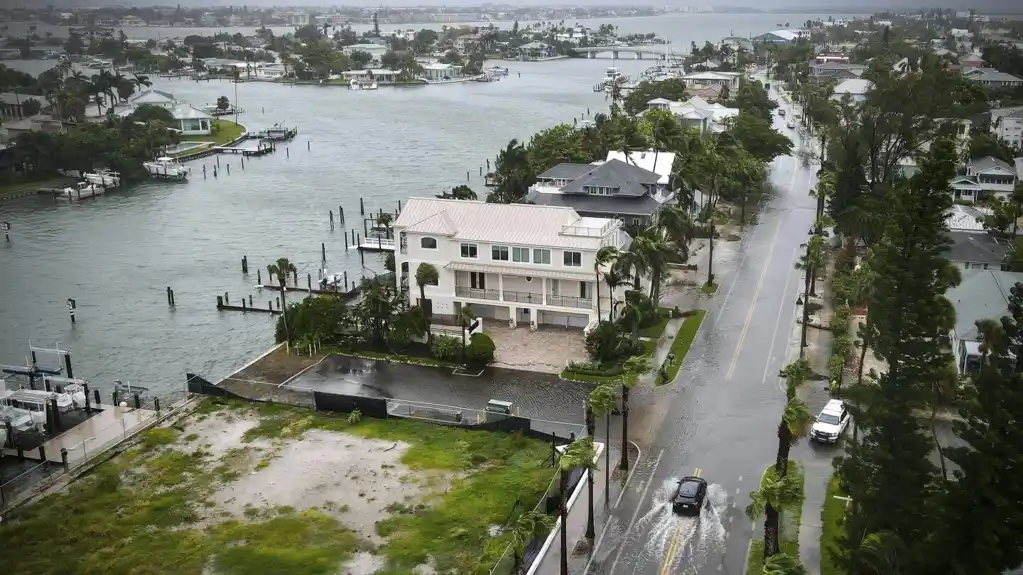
left=167, top=103, right=213, bottom=136
left=990, top=107, right=1023, bottom=149
left=946, top=270, right=1023, bottom=373
left=420, top=63, right=463, bottom=81
left=0, top=93, right=51, bottom=118
left=753, top=30, right=803, bottom=44
left=393, top=198, right=629, bottom=331
left=680, top=71, right=741, bottom=93
left=91, top=89, right=214, bottom=136
left=949, top=156, right=1018, bottom=204
left=0, top=114, right=62, bottom=144
left=830, top=78, right=874, bottom=104
left=963, top=67, right=1023, bottom=88
left=517, top=42, right=556, bottom=61
left=944, top=204, right=1009, bottom=273
left=644, top=96, right=739, bottom=134
left=808, top=62, right=866, bottom=82
left=686, top=84, right=725, bottom=103
left=526, top=151, right=676, bottom=226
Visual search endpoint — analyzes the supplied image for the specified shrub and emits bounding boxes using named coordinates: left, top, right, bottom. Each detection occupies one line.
left=430, top=335, right=460, bottom=362
left=805, top=301, right=824, bottom=315
left=586, top=320, right=632, bottom=362
left=465, top=332, right=496, bottom=366
left=565, top=361, right=624, bottom=377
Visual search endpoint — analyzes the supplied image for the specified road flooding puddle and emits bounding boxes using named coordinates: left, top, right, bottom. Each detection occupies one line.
left=634, top=478, right=730, bottom=574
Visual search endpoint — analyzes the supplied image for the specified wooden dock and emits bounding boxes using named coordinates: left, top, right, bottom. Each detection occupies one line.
left=357, top=237, right=396, bottom=252
left=2, top=405, right=158, bottom=465
left=260, top=283, right=360, bottom=299
left=216, top=295, right=281, bottom=314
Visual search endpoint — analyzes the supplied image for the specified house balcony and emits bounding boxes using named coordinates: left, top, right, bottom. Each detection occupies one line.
left=455, top=285, right=500, bottom=301
left=503, top=290, right=545, bottom=304
left=546, top=294, right=593, bottom=310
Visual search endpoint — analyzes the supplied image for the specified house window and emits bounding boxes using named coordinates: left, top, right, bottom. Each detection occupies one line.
left=533, top=248, right=551, bottom=265
left=420, top=237, right=438, bottom=249
left=424, top=275, right=438, bottom=286
left=564, top=251, right=582, bottom=267
left=460, top=243, right=478, bottom=258
left=512, top=247, right=530, bottom=262
left=492, top=245, right=509, bottom=261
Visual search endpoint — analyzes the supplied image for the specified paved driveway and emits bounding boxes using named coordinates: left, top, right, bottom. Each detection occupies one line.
left=485, top=323, right=589, bottom=374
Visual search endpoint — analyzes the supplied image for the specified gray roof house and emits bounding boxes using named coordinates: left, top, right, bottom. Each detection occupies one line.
left=808, top=61, right=866, bottom=81
left=946, top=270, right=1023, bottom=373
left=949, top=156, right=1018, bottom=204
left=946, top=231, right=1009, bottom=272
left=526, top=154, right=674, bottom=225
left=963, top=67, right=1023, bottom=88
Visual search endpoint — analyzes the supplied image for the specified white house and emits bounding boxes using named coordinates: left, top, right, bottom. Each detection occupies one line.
left=644, top=96, right=738, bottom=134
left=100, top=89, right=214, bottom=136
left=963, top=67, right=1023, bottom=88
left=990, top=106, right=1023, bottom=149
left=831, top=78, right=874, bottom=104
left=420, top=62, right=462, bottom=81
left=679, top=71, right=741, bottom=93
left=393, top=198, right=629, bottom=331
left=946, top=270, right=1023, bottom=373
left=949, top=156, right=1018, bottom=204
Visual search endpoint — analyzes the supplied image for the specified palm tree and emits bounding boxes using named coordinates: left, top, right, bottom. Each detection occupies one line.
left=631, top=234, right=676, bottom=304
left=267, top=258, right=297, bottom=342
left=559, top=437, right=597, bottom=574
left=594, top=246, right=620, bottom=322
left=602, top=268, right=628, bottom=321
left=656, top=204, right=694, bottom=263
left=619, top=355, right=650, bottom=470
left=508, top=511, right=555, bottom=573
left=796, top=234, right=827, bottom=353
left=775, top=397, right=813, bottom=476
left=692, top=139, right=728, bottom=288
left=745, top=471, right=801, bottom=560
left=415, top=263, right=439, bottom=343
left=457, top=304, right=475, bottom=363
left=763, top=553, right=807, bottom=575
left=588, top=383, right=617, bottom=507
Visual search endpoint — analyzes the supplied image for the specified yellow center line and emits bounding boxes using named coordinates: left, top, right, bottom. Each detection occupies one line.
left=726, top=216, right=785, bottom=381
left=658, top=468, right=703, bottom=575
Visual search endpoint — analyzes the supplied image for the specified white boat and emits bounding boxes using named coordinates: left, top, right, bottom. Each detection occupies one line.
left=11, top=388, right=72, bottom=412
left=349, top=78, right=379, bottom=90
left=594, top=66, right=630, bottom=93
left=144, top=157, right=189, bottom=181
left=83, top=169, right=121, bottom=188
left=0, top=388, right=33, bottom=432
left=60, top=181, right=104, bottom=200
left=485, top=65, right=509, bottom=76
left=7, top=390, right=49, bottom=431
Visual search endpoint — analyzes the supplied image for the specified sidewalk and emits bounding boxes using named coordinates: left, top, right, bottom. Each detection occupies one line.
left=532, top=442, right=637, bottom=575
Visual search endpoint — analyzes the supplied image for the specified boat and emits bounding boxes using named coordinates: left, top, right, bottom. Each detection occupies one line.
left=83, top=169, right=121, bottom=188
left=10, top=388, right=72, bottom=412
left=0, top=387, right=33, bottom=432
left=60, top=181, right=104, bottom=200
left=349, top=78, right=379, bottom=90
left=113, top=379, right=150, bottom=404
left=7, top=390, right=49, bottom=430
left=594, top=66, right=630, bottom=93
left=484, top=65, right=509, bottom=76
left=257, top=123, right=298, bottom=141
left=144, top=157, right=189, bottom=181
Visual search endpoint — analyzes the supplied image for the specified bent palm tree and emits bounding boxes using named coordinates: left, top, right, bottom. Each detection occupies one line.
left=746, top=471, right=801, bottom=560
left=559, top=437, right=597, bottom=574
left=415, top=263, right=439, bottom=343
left=594, top=246, right=620, bottom=322
left=619, top=355, right=650, bottom=470
left=508, top=510, right=554, bottom=573
left=267, top=257, right=297, bottom=342
left=775, top=397, right=813, bottom=476
left=763, top=553, right=807, bottom=575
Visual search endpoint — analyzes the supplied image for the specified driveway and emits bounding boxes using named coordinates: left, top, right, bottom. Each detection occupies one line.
left=284, top=354, right=591, bottom=424
left=485, top=323, right=589, bottom=374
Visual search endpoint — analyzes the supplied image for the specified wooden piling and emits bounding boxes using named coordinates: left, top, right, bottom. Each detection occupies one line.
left=257, top=268, right=262, bottom=284
left=344, top=233, right=349, bottom=250
left=249, top=294, right=253, bottom=306
left=340, top=206, right=345, bottom=224
left=242, top=255, right=248, bottom=273
left=344, top=271, right=348, bottom=290
left=329, top=211, right=334, bottom=229
left=321, top=242, right=326, bottom=260
left=275, top=297, right=280, bottom=309
left=307, top=273, right=312, bottom=292
left=166, top=286, right=175, bottom=306
left=360, top=198, right=365, bottom=215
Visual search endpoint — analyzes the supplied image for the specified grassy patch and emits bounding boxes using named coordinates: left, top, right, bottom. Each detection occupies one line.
left=559, top=369, right=621, bottom=384
left=747, top=461, right=806, bottom=575
left=341, top=349, right=458, bottom=369
left=700, top=283, right=719, bottom=294
left=186, top=119, right=246, bottom=145
left=662, top=309, right=707, bottom=384
left=0, top=175, right=75, bottom=197
left=820, top=475, right=848, bottom=575
left=641, top=339, right=657, bottom=356
left=638, top=308, right=672, bottom=339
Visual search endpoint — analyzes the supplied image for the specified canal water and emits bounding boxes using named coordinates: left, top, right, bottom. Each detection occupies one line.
left=0, top=14, right=834, bottom=398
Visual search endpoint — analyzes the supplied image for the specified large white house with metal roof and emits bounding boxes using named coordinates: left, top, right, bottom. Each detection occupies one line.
left=393, top=198, right=629, bottom=331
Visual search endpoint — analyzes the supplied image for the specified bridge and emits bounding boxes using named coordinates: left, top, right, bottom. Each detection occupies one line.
left=572, top=45, right=683, bottom=60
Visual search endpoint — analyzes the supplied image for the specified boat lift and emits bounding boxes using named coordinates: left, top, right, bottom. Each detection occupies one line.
left=0, top=342, right=74, bottom=388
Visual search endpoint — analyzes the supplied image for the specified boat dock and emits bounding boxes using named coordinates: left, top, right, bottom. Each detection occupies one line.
left=357, top=236, right=396, bottom=252
left=259, top=283, right=360, bottom=298
left=216, top=295, right=281, bottom=315
left=2, top=404, right=157, bottom=466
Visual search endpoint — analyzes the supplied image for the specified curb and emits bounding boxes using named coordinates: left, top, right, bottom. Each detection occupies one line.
left=581, top=440, right=644, bottom=575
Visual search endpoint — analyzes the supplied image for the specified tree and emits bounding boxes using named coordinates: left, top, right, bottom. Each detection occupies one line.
left=729, top=80, right=778, bottom=122
left=746, top=470, right=801, bottom=560
left=275, top=295, right=347, bottom=344
left=130, top=103, right=174, bottom=124
left=729, top=111, right=793, bottom=163
left=762, top=553, right=807, bottom=575
left=488, top=139, right=533, bottom=203
left=692, top=137, right=729, bottom=288
left=619, top=355, right=650, bottom=470
left=622, top=78, right=688, bottom=115
left=267, top=258, right=297, bottom=343
left=837, top=138, right=959, bottom=574
left=216, top=95, right=230, bottom=111
left=795, top=234, right=827, bottom=351
left=509, top=511, right=555, bottom=573
left=526, top=124, right=589, bottom=174
left=594, top=246, right=620, bottom=322
left=457, top=304, right=475, bottom=363
left=20, top=98, right=41, bottom=116
left=558, top=437, right=596, bottom=575
left=775, top=360, right=813, bottom=475
left=414, top=263, right=439, bottom=343
left=588, top=383, right=617, bottom=508
left=436, top=184, right=477, bottom=200
left=937, top=284, right=1023, bottom=574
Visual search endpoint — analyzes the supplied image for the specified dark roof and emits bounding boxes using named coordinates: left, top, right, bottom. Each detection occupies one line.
left=536, top=163, right=595, bottom=181
left=526, top=188, right=663, bottom=217
left=946, top=231, right=1008, bottom=265
left=559, top=159, right=659, bottom=198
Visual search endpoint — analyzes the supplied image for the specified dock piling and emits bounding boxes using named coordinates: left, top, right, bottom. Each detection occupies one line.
left=83, top=383, right=92, bottom=413
left=241, top=298, right=247, bottom=309
left=344, top=271, right=348, bottom=289
left=286, top=148, right=289, bottom=158
left=340, top=206, right=345, bottom=224
left=3, top=221, right=10, bottom=242
left=479, top=166, right=482, bottom=176
left=398, top=199, right=402, bottom=211
left=50, top=399, right=61, bottom=433
left=112, top=391, right=120, bottom=407
left=360, top=247, right=365, bottom=266
left=466, top=170, right=469, bottom=181
left=93, top=388, right=101, bottom=406
left=66, top=298, right=76, bottom=324
left=167, top=286, right=175, bottom=306
left=134, top=394, right=141, bottom=409
left=269, top=300, right=273, bottom=311
left=39, top=446, right=47, bottom=463
left=241, top=157, right=245, bottom=169
left=226, top=164, right=230, bottom=175
left=242, top=255, right=248, bottom=273
left=257, top=269, right=262, bottom=284
left=329, top=211, right=334, bottom=230
left=307, top=273, right=312, bottom=292
left=249, top=294, right=253, bottom=306
left=213, top=166, right=218, bottom=178
left=307, top=141, right=310, bottom=151
left=275, top=297, right=280, bottom=309
left=60, top=448, right=69, bottom=471
left=16, top=447, right=23, bottom=461
left=155, top=397, right=161, bottom=412
left=203, top=165, right=207, bottom=179
left=321, top=242, right=326, bottom=261
left=486, top=158, right=490, bottom=170
left=224, top=292, right=229, bottom=304
left=217, top=295, right=224, bottom=309
left=344, top=233, right=349, bottom=251
left=217, top=156, right=220, bottom=168
left=360, top=198, right=365, bottom=215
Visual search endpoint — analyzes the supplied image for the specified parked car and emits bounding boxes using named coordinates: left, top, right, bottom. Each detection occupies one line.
left=811, top=399, right=851, bottom=443
left=779, top=109, right=786, bottom=117
left=672, top=476, right=708, bottom=515
left=787, top=120, right=796, bottom=129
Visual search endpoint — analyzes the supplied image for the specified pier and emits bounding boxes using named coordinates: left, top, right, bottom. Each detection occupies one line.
left=357, top=236, right=396, bottom=252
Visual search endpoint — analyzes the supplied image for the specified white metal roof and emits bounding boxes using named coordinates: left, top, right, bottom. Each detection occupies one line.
left=394, top=197, right=617, bottom=249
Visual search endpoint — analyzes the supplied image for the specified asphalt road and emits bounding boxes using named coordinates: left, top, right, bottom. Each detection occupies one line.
left=586, top=92, right=820, bottom=575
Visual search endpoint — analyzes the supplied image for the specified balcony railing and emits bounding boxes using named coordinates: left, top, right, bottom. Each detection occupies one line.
left=546, top=294, right=594, bottom=309
left=455, top=285, right=500, bottom=301
left=503, top=290, right=544, bottom=304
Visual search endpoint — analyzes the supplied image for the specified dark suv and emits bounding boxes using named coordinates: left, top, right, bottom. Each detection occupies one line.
left=672, top=476, right=708, bottom=515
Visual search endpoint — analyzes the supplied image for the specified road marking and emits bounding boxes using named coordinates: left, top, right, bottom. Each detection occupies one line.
left=607, top=449, right=664, bottom=575
left=658, top=524, right=683, bottom=575
left=726, top=216, right=785, bottom=381
left=761, top=245, right=801, bottom=386
left=694, top=467, right=702, bottom=478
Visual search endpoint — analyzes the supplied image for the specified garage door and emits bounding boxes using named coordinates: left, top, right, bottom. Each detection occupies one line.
left=538, top=311, right=589, bottom=328
left=468, top=304, right=499, bottom=319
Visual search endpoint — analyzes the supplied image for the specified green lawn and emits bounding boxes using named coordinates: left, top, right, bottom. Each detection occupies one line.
left=0, top=399, right=554, bottom=575
left=747, top=461, right=806, bottom=575
left=560, top=367, right=622, bottom=384
left=661, top=310, right=707, bottom=384
left=638, top=308, right=672, bottom=339
left=820, top=475, right=848, bottom=575
left=186, top=119, right=246, bottom=145
left=700, top=283, right=719, bottom=295
left=0, top=175, right=75, bottom=197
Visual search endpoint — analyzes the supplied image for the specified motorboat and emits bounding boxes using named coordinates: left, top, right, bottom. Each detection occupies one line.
left=485, top=65, right=509, bottom=76
left=349, top=78, right=379, bottom=90
left=11, top=388, right=72, bottom=412
left=7, top=390, right=49, bottom=431
left=83, top=169, right=121, bottom=188
left=594, top=66, right=630, bottom=93
left=0, top=388, right=33, bottom=432
left=60, top=181, right=104, bottom=200
left=144, top=157, right=189, bottom=181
